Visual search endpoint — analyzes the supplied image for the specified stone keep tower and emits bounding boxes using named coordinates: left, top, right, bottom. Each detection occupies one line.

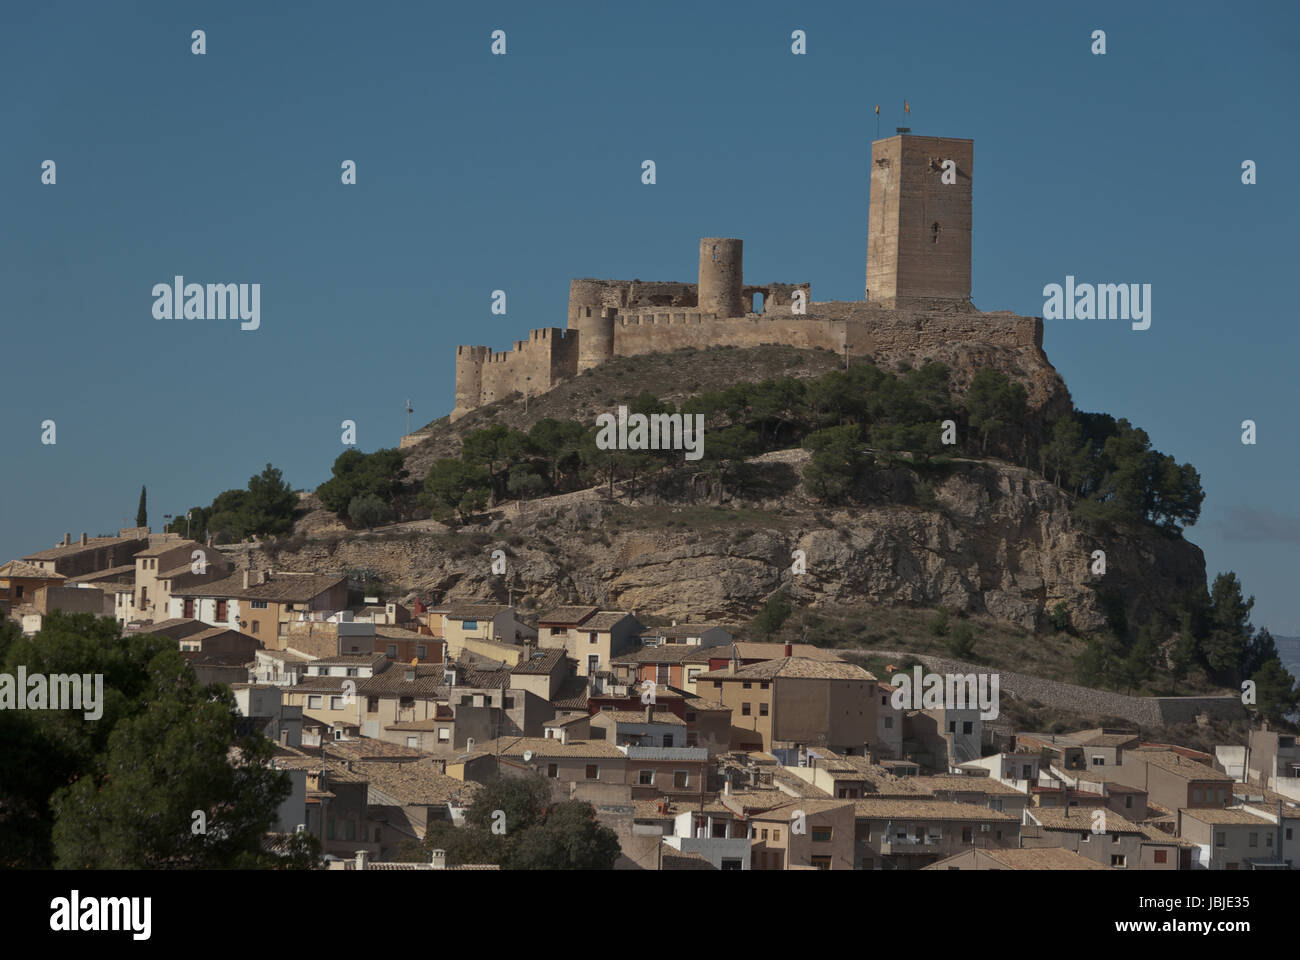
left=698, top=238, right=744, bottom=318
left=866, top=134, right=973, bottom=304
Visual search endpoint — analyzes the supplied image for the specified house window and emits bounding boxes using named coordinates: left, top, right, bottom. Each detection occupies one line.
left=1215, top=832, right=1226, bottom=847
left=251, top=600, right=268, bottom=609
left=674, top=771, right=688, bottom=789
left=811, top=827, right=832, bottom=843
left=416, top=645, right=427, bottom=659
left=761, top=829, right=769, bottom=840
left=685, top=711, right=696, bottom=722
left=1154, top=849, right=1167, bottom=864
left=587, top=655, right=600, bottom=673
left=438, top=728, right=450, bottom=742
left=547, top=763, right=558, bottom=778
left=1193, top=789, right=1202, bottom=802
left=462, top=620, right=478, bottom=630
left=1091, top=756, right=1105, bottom=766
left=884, top=717, right=894, bottom=729
left=741, top=703, right=751, bottom=716
left=990, top=798, right=1004, bottom=811
left=656, top=664, right=670, bottom=685
left=759, top=703, right=769, bottom=717
left=386, top=645, right=398, bottom=658
left=406, top=736, right=418, bottom=748
left=1125, top=795, right=1133, bottom=808
left=948, top=721, right=956, bottom=733
left=1248, top=833, right=1258, bottom=847
left=251, top=621, right=259, bottom=635
left=589, top=632, right=597, bottom=643
left=399, top=696, right=414, bottom=709
left=307, top=696, right=322, bottom=709
left=962, top=828, right=973, bottom=843
left=330, top=697, right=343, bottom=710
left=760, top=682, right=769, bottom=690
left=773, top=829, right=781, bottom=842
left=585, top=764, right=599, bottom=780
left=639, top=770, right=654, bottom=785
left=687, top=669, right=700, bottom=685
left=1111, top=854, right=1126, bottom=868
left=810, top=856, right=831, bottom=870
left=215, top=599, right=227, bottom=620
left=183, top=598, right=194, bottom=618
left=962, top=721, right=973, bottom=735
left=685, top=733, right=698, bottom=747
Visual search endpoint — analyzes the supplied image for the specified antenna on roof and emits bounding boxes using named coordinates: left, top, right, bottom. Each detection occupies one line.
left=405, top=398, right=413, bottom=435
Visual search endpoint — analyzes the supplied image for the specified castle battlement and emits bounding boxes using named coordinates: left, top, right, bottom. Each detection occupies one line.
left=448, top=133, right=1018, bottom=422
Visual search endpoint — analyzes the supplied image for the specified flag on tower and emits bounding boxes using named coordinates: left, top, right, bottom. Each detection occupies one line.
left=874, top=104, right=880, bottom=114
left=904, top=100, right=910, bottom=114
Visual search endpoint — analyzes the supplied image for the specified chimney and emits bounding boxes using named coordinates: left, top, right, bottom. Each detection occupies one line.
left=279, top=729, right=289, bottom=746
left=243, top=570, right=251, bottom=589
left=723, top=775, right=731, bottom=795
left=79, top=532, right=87, bottom=546
left=430, top=848, right=447, bottom=870
left=63, top=533, right=71, bottom=547
left=645, top=704, right=653, bottom=724
left=728, top=643, right=738, bottom=675
left=355, top=850, right=368, bottom=871
left=784, top=643, right=793, bottom=657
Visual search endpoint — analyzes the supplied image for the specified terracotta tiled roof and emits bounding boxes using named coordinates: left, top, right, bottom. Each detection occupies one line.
left=478, top=736, right=626, bottom=760
left=446, top=602, right=513, bottom=620
left=853, top=799, right=1018, bottom=821
left=0, top=560, right=65, bottom=580
left=511, top=648, right=567, bottom=675
left=698, top=657, right=874, bottom=681
left=586, top=611, right=639, bottom=631
left=536, top=605, right=599, bottom=625
left=1131, top=750, right=1234, bottom=780
left=926, top=848, right=1110, bottom=870
left=593, top=709, right=686, bottom=726
left=1027, top=807, right=1145, bottom=834
left=356, top=665, right=447, bottom=697
left=1179, top=807, right=1275, bottom=826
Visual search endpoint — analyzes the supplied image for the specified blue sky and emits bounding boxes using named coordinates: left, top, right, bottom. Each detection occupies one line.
left=3, top=1, right=1297, bottom=633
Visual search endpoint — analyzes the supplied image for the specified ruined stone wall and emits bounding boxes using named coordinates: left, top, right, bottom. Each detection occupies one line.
left=466, top=328, right=579, bottom=411
left=609, top=305, right=1040, bottom=361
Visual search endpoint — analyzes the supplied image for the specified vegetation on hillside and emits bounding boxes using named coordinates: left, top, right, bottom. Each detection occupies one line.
left=165, top=463, right=298, bottom=544
left=416, top=363, right=1203, bottom=536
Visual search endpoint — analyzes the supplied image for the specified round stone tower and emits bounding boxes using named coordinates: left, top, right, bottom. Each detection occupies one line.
left=698, top=238, right=744, bottom=318
left=569, top=278, right=616, bottom=371
left=452, top=344, right=488, bottom=421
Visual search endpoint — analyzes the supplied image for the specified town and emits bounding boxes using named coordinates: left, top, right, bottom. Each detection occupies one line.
left=3, top=525, right=1296, bottom=871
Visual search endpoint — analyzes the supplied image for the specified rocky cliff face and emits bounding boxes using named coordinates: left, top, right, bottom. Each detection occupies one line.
left=251, top=451, right=1206, bottom=636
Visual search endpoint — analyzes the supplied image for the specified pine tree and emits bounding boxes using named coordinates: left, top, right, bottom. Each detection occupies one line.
left=135, top=485, right=147, bottom=527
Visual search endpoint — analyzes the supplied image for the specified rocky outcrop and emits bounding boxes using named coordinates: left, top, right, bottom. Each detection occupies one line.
left=247, top=453, right=1206, bottom=636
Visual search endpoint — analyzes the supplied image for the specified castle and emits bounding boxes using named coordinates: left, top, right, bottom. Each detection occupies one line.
left=449, top=133, right=1042, bottom=422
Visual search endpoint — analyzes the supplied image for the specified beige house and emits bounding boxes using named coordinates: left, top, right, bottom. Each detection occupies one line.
left=1178, top=807, right=1283, bottom=869
left=0, top=560, right=66, bottom=618
left=696, top=656, right=877, bottom=754
left=129, top=536, right=234, bottom=624
left=1021, top=807, right=1169, bottom=870
left=442, top=603, right=535, bottom=658
left=282, top=653, right=390, bottom=728
left=510, top=647, right=572, bottom=701
left=537, top=606, right=644, bottom=676
left=170, top=570, right=348, bottom=645
left=853, top=799, right=1020, bottom=869
left=21, top=528, right=150, bottom=578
